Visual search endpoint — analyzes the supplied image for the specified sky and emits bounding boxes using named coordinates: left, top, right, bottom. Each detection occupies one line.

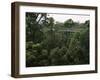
left=47, top=13, right=90, bottom=23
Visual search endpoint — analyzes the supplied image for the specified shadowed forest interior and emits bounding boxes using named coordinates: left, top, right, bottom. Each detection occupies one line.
left=26, top=12, right=90, bottom=67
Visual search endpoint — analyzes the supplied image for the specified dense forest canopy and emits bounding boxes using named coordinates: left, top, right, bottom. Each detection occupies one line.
left=26, top=12, right=89, bottom=67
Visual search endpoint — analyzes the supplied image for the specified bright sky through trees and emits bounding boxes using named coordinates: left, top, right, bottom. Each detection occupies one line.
left=47, top=14, right=90, bottom=23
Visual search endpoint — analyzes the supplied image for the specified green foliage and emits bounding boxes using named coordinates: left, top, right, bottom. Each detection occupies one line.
left=26, top=12, right=90, bottom=67
left=64, top=19, right=74, bottom=28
